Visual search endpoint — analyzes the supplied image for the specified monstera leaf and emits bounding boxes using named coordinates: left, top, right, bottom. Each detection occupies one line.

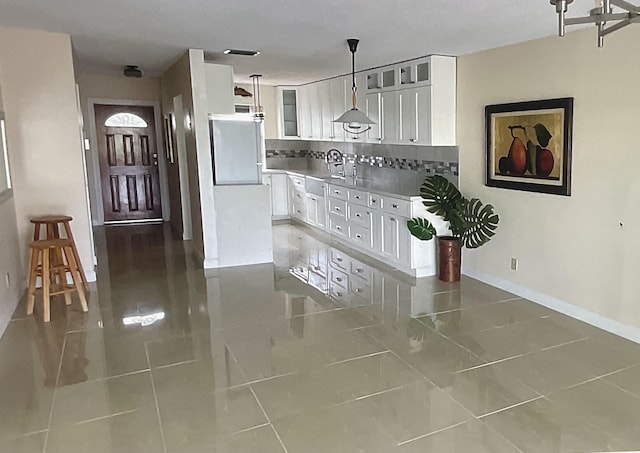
left=456, top=198, right=500, bottom=249
left=420, top=175, right=462, bottom=222
left=407, top=218, right=437, bottom=241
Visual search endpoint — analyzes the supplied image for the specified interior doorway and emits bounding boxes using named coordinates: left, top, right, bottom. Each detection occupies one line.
left=94, top=104, right=163, bottom=223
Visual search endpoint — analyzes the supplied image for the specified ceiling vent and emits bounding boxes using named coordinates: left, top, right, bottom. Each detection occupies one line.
left=123, top=65, right=142, bottom=78
left=223, top=49, right=260, bottom=56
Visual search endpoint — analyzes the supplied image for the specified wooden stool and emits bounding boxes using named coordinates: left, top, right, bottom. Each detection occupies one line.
left=27, top=239, right=89, bottom=323
left=30, top=215, right=88, bottom=290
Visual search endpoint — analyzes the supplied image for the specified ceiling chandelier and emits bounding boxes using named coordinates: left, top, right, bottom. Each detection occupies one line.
left=333, top=39, right=375, bottom=135
left=550, top=0, right=640, bottom=47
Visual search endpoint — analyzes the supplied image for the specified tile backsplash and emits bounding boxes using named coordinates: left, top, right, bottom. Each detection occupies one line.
left=265, top=139, right=459, bottom=186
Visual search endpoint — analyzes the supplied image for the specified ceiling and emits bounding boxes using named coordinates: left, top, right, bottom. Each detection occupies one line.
left=0, top=0, right=597, bottom=85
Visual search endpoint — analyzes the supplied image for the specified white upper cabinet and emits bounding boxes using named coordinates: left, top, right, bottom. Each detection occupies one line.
left=380, top=91, right=398, bottom=144
left=277, top=55, right=455, bottom=145
left=318, top=80, right=333, bottom=140
left=365, top=92, right=381, bottom=143
left=398, top=86, right=432, bottom=145
left=329, top=77, right=347, bottom=141
left=277, top=87, right=300, bottom=138
left=297, top=85, right=313, bottom=139
left=308, top=83, right=323, bottom=140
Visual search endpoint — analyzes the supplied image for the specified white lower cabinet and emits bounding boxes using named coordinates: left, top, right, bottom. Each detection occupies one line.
left=266, top=173, right=289, bottom=218
left=288, top=175, right=307, bottom=221
left=306, top=194, right=326, bottom=228
left=381, top=213, right=410, bottom=266
left=285, top=173, right=440, bottom=277
left=329, top=188, right=439, bottom=277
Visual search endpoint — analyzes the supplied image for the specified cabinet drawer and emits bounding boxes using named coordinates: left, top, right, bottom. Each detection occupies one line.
left=330, top=248, right=349, bottom=270
left=382, top=196, right=411, bottom=217
left=329, top=215, right=348, bottom=237
left=330, top=266, right=349, bottom=289
left=349, top=189, right=368, bottom=206
left=330, top=281, right=351, bottom=307
left=328, top=198, right=347, bottom=218
left=348, top=204, right=371, bottom=228
left=288, top=175, right=305, bottom=189
left=368, top=193, right=382, bottom=209
left=349, top=224, right=371, bottom=249
left=349, top=278, right=372, bottom=302
left=328, top=184, right=348, bottom=200
left=292, top=202, right=307, bottom=219
left=291, top=190, right=306, bottom=203
left=350, top=260, right=372, bottom=285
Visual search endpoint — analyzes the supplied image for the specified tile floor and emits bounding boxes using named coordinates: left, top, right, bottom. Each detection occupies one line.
left=1, top=223, right=639, bottom=452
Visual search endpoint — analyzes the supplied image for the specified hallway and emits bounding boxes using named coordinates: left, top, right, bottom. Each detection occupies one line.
left=1, top=223, right=640, bottom=452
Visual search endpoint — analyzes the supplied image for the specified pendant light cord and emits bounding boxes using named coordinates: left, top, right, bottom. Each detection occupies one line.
left=351, top=46, right=357, bottom=109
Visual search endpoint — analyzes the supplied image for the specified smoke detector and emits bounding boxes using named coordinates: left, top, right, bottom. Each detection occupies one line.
left=123, top=65, right=142, bottom=78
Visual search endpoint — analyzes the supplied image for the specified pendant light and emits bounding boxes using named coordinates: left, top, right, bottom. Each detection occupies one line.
left=250, top=74, right=264, bottom=121
left=333, top=39, right=375, bottom=135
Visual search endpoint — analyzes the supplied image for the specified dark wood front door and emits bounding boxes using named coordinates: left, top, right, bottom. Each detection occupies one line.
left=95, top=104, right=162, bottom=222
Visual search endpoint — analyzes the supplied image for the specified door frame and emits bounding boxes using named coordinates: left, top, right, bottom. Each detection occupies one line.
left=88, top=99, right=170, bottom=226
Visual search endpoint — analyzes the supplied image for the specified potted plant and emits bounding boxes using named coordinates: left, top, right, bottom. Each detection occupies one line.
left=407, top=175, right=499, bottom=282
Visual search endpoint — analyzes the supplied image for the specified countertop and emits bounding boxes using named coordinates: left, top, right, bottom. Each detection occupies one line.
left=263, top=169, right=421, bottom=201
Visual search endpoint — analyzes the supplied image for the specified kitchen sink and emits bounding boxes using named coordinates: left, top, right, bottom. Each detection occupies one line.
left=305, top=176, right=325, bottom=197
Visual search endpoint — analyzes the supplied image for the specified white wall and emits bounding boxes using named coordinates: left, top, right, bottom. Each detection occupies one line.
left=0, top=71, right=22, bottom=338
left=161, top=51, right=203, bottom=251
left=233, top=82, right=279, bottom=139
left=0, top=27, right=94, bottom=283
left=457, top=27, right=640, bottom=334
left=76, top=72, right=162, bottom=222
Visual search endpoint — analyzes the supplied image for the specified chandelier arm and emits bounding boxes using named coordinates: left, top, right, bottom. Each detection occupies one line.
left=564, top=12, right=628, bottom=25
left=601, top=16, right=636, bottom=35
left=611, top=0, right=640, bottom=13
left=342, top=124, right=371, bottom=135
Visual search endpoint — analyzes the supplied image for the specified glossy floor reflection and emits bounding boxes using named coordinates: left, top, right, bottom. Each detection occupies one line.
left=1, top=223, right=640, bottom=452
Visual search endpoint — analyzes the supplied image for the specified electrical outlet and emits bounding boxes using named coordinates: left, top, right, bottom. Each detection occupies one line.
left=510, top=258, right=518, bottom=271
left=4, top=273, right=10, bottom=288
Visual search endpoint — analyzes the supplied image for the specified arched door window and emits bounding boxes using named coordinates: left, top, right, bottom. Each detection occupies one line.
left=104, top=112, right=148, bottom=128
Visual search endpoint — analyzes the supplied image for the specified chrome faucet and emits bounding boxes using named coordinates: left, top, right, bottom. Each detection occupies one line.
left=326, top=148, right=345, bottom=178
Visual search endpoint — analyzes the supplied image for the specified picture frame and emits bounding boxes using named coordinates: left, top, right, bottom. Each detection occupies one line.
left=485, top=97, right=573, bottom=196
left=163, top=114, right=175, bottom=164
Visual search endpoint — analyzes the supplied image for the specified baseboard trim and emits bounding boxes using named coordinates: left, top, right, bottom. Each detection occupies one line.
left=463, top=267, right=640, bottom=345
left=85, top=269, right=97, bottom=282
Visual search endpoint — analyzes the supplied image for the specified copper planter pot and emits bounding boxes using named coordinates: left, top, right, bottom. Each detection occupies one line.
left=438, top=236, right=462, bottom=282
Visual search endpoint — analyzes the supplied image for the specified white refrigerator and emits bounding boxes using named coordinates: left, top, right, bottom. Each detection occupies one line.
left=209, top=116, right=264, bottom=185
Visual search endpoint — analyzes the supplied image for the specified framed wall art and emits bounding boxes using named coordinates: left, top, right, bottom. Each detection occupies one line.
left=485, top=97, right=573, bottom=196
left=163, top=114, right=175, bottom=164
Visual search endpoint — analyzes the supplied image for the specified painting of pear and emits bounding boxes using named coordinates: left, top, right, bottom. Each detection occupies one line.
left=507, top=137, right=527, bottom=175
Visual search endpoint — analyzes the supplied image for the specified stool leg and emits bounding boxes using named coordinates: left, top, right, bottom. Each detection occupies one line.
left=62, top=252, right=72, bottom=307
left=26, top=248, right=39, bottom=316
left=33, top=223, right=41, bottom=241
left=65, top=246, right=88, bottom=313
left=63, top=221, right=88, bottom=290
left=42, top=249, right=51, bottom=323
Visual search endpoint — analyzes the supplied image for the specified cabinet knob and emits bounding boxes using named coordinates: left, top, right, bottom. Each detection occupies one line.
left=392, top=204, right=398, bottom=208
left=336, top=257, right=343, bottom=262
left=335, top=207, right=341, bottom=212
left=356, top=213, right=361, bottom=218
left=409, top=138, right=417, bottom=142
left=336, top=277, right=343, bottom=282
left=355, top=234, right=362, bottom=239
